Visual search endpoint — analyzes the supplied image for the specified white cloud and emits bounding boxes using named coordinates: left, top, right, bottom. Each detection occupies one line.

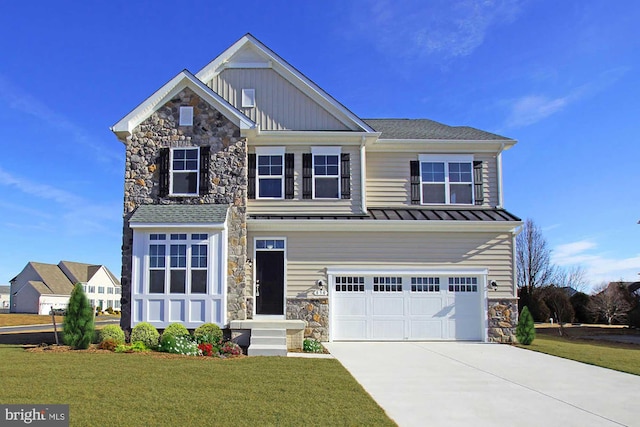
left=552, top=239, right=640, bottom=290
left=350, top=0, right=524, bottom=60
left=0, top=167, right=83, bottom=205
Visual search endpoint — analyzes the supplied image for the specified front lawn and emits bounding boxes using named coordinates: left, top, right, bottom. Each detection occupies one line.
left=519, top=335, right=640, bottom=376
left=0, top=346, right=395, bottom=427
left=0, top=314, right=65, bottom=327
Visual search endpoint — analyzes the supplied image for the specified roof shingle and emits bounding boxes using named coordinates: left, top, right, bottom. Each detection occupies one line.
left=130, top=204, right=229, bottom=224
left=363, top=118, right=512, bottom=141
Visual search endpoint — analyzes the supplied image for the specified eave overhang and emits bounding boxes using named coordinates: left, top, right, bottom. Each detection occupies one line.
left=248, top=130, right=380, bottom=145
left=367, top=138, right=518, bottom=153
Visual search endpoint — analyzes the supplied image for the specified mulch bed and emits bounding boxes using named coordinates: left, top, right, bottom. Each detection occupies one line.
left=24, top=344, right=247, bottom=359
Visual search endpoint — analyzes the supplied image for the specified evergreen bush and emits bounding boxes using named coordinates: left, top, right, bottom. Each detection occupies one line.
left=130, top=322, right=159, bottom=349
left=99, top=325, right=125, bottom=345
left=63, top=283, right=95, bottom=349
left=516, top=306, right=536, bottom=345
left=162, top=323, right=189, bottom=338
left=193, top=323, right=223, bottom=345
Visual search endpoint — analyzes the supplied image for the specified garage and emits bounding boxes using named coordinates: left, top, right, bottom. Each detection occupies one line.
left=329, top=270, right=486, bottom=341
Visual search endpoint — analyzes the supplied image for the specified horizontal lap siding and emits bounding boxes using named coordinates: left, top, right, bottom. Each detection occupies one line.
left=366, top=152, right=499, bottom=207
left=248, top=230, right=514, bottom=297
left=209, top=69, right=351, bottom=131
left=247, top=145, right=362, bottom=214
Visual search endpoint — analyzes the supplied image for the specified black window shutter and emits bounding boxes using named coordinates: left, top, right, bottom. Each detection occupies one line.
left=341, top=153, right=351, bottom=200
left=302, top=153, right=312, bottom=199
left=473, top=160, right=484, bottom=205
left=247, top=153, right=256, bottom=199
left=284, top=153, right=295, bottom=199
left=410, top=160, right=420, bottom=205
left=159, top=148, right=170, bottom=197
left=199, top=146, right=210, bottom=196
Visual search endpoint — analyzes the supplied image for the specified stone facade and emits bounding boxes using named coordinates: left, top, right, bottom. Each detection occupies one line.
left=120, top=87, right=248, bottom=331
left=286, top=298, right=329, bottom=341
left=487, top=299, right=518, bottom=343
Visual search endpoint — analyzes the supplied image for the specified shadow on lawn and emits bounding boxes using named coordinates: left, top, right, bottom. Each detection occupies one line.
left=0, top=332, right=58, bottom=345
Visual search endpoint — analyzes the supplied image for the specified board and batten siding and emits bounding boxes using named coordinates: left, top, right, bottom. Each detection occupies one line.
left=247, top=145, right=362, bottom=215
left=248, top=230, right=515, bottom=298
left=366, top=151, right=499, bottom=207
left=207, top=69, right=352, bottom=131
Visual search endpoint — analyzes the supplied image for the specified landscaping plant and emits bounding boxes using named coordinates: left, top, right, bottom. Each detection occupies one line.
left=193, top=323, right=223, bottom=345
left=516, top=306, right=536, bottom=345
left=99, top=325, right=126, bottom=345
left=220, top=341, right=242, bottom=357
left=162, top=323, right=190, bottom=338
left=63, top=283, right=95, bottom=349
left=303, top=338, right=323, bottom=353
left=159, top=334, right=199, bottom=355
left=130, top=322, right=160, bottom=348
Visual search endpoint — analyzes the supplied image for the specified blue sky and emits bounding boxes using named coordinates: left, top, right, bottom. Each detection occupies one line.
left=1, top=0, right=638, bottom=291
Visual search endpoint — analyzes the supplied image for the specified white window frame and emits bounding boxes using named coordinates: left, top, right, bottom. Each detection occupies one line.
left=255, top=147, right=285, bottom=200
left=311, top=146, right=341, bottom=199
left=242, top=89, right=256, bottom=108
left=179, top=106, right=193, bottom=126
left=418, top=154, right=474, bottom=205
left=170, top=147, right=200, bottom=196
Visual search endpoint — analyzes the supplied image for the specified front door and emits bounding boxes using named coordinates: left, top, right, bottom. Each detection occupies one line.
left=255, top=250, right=285, bottom=315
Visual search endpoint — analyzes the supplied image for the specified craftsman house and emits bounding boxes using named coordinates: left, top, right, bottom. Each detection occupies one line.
left=112, top=34, right=521, bottom=355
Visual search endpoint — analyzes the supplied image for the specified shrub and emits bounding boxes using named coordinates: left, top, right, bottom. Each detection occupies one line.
left=99, top=325, right=125, bottom=345
left=516, top=306, right=536, bottom=345
left=162, top=323, right=189, bottom=339
left=194, top=323, right=223, bottom=345
left=63, top=283, right=95, bottom=349
left=130, top=322, right=159, bottom=349
left=159, top=334, right=198, bottom=356
left=220, top=341, right=242, bottom=356
left=303, top=338, right=323, bottom=353
left=198, top=342, right=216, bottom=357
left=98, top=338, right=119, bottom=351
left=105, top=307, right=114, bottom=315
left=115, top=341, right=149, bottom=353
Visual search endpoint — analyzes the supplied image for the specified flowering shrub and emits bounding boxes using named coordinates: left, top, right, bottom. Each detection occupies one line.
left=198, top=343, right=216, bottom=357
left=194, top=323, right=223, bottom=345
left=220, top=341, right=242, bottom=356
left=159, top=334, right=198, bottom=356
left=130, top=322, right=159, bottom=349
left=303, top=338, right=323, bottom=353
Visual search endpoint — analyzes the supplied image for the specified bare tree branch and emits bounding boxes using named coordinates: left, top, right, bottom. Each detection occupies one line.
left=516, top=218, right=555, bottom=293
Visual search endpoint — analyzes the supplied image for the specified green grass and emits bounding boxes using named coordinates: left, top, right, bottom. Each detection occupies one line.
left=519, top=335, right=640, bottom=376
left=0, top=346, right=395, bottom=427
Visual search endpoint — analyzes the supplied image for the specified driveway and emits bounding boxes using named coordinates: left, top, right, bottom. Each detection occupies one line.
left=324, top=342, right=640, bottom=427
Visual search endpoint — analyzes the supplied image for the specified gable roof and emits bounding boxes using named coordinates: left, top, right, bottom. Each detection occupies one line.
left=363, top=119, right=512, bottom=141
left=196, top=33, right=374, bottom=133
left=59, top=261, right=99, bottom=284
left=28, top=262, right=75, bottom=295
left=111, top=69, right=255, bottom=142
left=129, top=204, right=229, bottom=225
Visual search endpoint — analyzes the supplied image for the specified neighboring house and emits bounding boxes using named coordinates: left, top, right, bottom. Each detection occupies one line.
left=111, top=34, right=521, bottom=354
left=0, top=286, right=10, bottom=312
left=9, top=261, right=121, bottom=314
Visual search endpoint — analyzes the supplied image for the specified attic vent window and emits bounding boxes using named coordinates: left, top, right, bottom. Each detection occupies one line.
left=242, top=89, right=255, bottom=108
left=179, top=106, right=193, bottom=126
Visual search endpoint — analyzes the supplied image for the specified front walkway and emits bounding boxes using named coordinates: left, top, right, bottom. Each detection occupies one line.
left=324, top=342, right=639, bottom=427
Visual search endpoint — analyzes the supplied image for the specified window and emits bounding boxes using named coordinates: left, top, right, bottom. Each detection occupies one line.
left=419, top=155, right=473, bottom=205
left=115, top=287, right=121, bottom=295
left=242, top=89, right=255, bottom=108
left=82, top=285, right=87, bottom=293
left=448, top=277, right=478, bottom=292
left=98, top=286, right=105, bottom=294
left=88, top=286, right=95, bottom=293
left=373, top=277, right=403, bottom=292
left=411, top=277, right=440, bottom=292
left=107, top=287, right=114, bottom=294
left=312, top=147, right=340, bottom=199
left=89, top=299, right=95, bottom=307
left=147, top=233, right=208, bottom=295
left=256, top=148, right=284, bottom=199
left=335, top=276, right=365, bottom=292
left=179, top=106, right=193, bottom=126
left=255, top=239, right=285, bottom=250
left=114, top=300, right=121, bottom=309
left=171, top=148, right=199, bottom=195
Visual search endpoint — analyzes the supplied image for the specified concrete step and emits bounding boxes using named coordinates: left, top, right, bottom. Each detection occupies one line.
left=248, top=344, right=288, bottom=357
left=251, top=328, right=286, bottom=338
left=251, top=336, right=286, bottom=346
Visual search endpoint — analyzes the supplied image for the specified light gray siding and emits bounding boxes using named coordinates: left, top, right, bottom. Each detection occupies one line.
left=208, top=69, right=352, bottom=131
left=248, top=229, right=515, bottom=298
left=366, top=151, right=499, bottom=207
left=247, top=145, right=363, bottom=215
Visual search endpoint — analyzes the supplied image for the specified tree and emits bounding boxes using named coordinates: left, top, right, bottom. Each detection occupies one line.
left=516, top=219, right=555, bottom=312
left=570, top=292, right=593, bottom=324
left=588, top=282, right=632, bottom=325
left=515, top=306, right=535, bottom=345
left=540, top=285, right=574, bottom=336
left=63, top=283, right=95, bottom=349
left=553, top=265, right=588, bottom=293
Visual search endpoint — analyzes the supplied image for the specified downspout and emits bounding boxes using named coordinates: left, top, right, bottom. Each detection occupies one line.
left=497, top=142, right=505, bottom=208
left=360, top=136, right=367, bottom=214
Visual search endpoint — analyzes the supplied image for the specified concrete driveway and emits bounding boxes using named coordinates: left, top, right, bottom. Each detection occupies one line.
left=324, top=342, right=640, bottom=427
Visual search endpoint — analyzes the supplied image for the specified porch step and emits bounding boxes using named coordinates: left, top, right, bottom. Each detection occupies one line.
left=248, top=328, right=287, bottom=356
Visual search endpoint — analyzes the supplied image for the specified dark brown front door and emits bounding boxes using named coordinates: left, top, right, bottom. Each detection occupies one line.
left=255, top=250, right=284, bottom=315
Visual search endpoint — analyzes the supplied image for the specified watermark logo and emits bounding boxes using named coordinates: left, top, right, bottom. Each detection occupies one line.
left=1, top=405, right=68, bottom=426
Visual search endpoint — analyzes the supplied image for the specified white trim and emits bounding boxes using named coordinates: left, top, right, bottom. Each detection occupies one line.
left=169, top=147, right=199, bottom=197
left=419, top=155, right=474, bottom=206
left=419, top=154, right=473, bottom=163
left=255, top=147, right=285, bottom=156
left=369, top=139, right=516, bottom=153
left=130, top=222, right=226, bottom=230
left=252, top=237, right=287, bottom=319
left=360, top=137, right=367, bottom=214
left=311, top=146, right=341, bottom=200
left=311, top=146, right=341, bottom=156
left=255, top=147, right=285, bottom=200
left=327, top=267, right=488, bottom=276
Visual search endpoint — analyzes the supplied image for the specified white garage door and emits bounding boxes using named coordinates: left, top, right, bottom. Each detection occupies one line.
left=331, top=273, right=484, bottom=341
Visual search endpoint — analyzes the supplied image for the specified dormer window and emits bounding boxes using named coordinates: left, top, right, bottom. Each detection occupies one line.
left=242, top=89, right=255, bottom=108
left=179, top=106, right=193, bottom=126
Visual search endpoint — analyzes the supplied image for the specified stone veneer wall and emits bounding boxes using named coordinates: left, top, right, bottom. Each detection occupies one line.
left=120, top=87, right=248, bottom=332
left=286, top=298, right=329, bottom=341
left=487, top=299, right=518, bottom=343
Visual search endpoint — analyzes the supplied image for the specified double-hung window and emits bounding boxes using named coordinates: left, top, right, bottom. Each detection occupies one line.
left=171, top=148, right=199, bottom=195
left=312, top=147, right=340, bottom=199
left=147, top=233, right=209, bottom=294
left=256, top=147, right=284, bottom=199
left=419, top=155, right=473, bottom=205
